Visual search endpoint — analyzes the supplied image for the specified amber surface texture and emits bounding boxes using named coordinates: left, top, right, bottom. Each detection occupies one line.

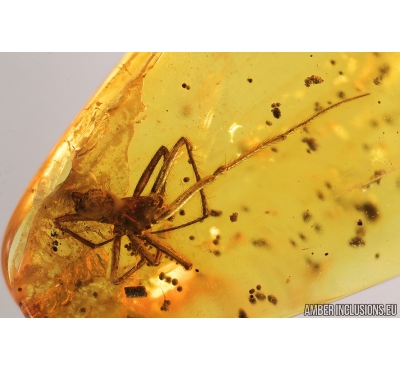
left=3, top=53, right=400, bottom=318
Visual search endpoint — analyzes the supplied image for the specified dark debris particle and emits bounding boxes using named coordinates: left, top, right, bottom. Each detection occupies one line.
left=93, top=292, right=98, bottom=298
left=302, top=137, right=318, bottom=152
left=17, top=287, right=22, bottom=292
left=247, top=78, right=253, bottom=83
left=182, top=83, right=187, bottom=88
left=349, top=236, right=366, bottom=247
left=249, top=288, right=255, bottom=294
left=338, top=91, right=345, bottom=99
left=52, top=246, right=58, bottom=252
left=290, top=239, right=297, bottom=247
left=303, top=209, right=312, bottom=222
left=186, top=85, right=191, bottom=90
left=167, top=215, right=175, bottom=222
left=252, top=238, right=269, bottom=248
left=213, top=250, right=221, bottom=256
left=210, top=209, right=223, bottom=217
left=165, top=276, right=172, bottom=283
left=179, top=209, right=185, bottom=216
left=375, top=253, right=380, bottom=259
left=256, top=284, right=261, bottom=290
left=330, top=60, right=336, bottom=65
left=299, top=233, right=307, bottom=241
left=373, top=77, right=382, bottom=86
left=212, top=239, right=219, bottom=245
left=271, top=147, right=278, bottom=152
left=171, top=278, right=178, bottom=286
left=160, top=299, right=171, bottom=311
left=238, top=309, right=248, bottom=318
left=255, top=292, right=266, bottom=301
left=80, top=307, right=86, bottom=313
left=50, top=230, right=58, bottom=237
left=357, top=202, right=379, bottom=221
left=266, top=120, right=273, bottom=126
left=189, top=235, right=195, bottom=240
left=249, top=296, right=257, bottom=304
left=159, top=272, right=165, bottom=280
left=195, top=269, right=199, bottom=272
left=317, top=190, right=324, bottom=200
left=183, top=176, right=190, bottom=183
left=325, top=181, right=332, bottom=190
left=230, top=212, right=238, bottom=222
left=357, top=219, right=363, bottom=226
left=268, top=295, right=278, bottom=305
left=271, top=107, right=282, bottom=119
left=177, top=286, right=183, bottom=292
left=325, top=252, right=329, bottom=256
left=314, top=224, right=322, bottom=234
left=52, top=240, right=59, bottom=246
left=378, top=101, right=381, bottom=104
left=304, top=75, right=324, bottom=87
left=124, top=286, right=147, bottom=298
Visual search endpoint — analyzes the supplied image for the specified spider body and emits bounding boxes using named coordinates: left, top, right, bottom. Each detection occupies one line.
left=54, top=93, right=369, bottom=285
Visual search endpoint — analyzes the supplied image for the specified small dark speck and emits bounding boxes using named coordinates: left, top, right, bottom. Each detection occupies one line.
left=17, top=287, right=22, bottom=292
left=249, top=288, right=255, bottom=294
left=357, top=219, right=363, bottom=226
left=325, top=252, right=329, bottom=256
left=266, top=120, right=273, bottom=126
left=177, top=286, right=183, bottom=292
left=195, top=269, right=199, bottom=273
left=183, top=176, right=190, bottom=183
left=171, top=278, right=178, bottom=286
left=349, top=236, right=366, bottom=247
left=271, top=107, right=281, bottom=119
left=247, top=78, right=253, bottom=83
left=339, top=71, right=343, bottom=75
left=93, top=292, right=98, bottom=298
left=299, top=233, right=307, bottom=241
left=338, top=91, right=345, bottom=99
left=330, top=60, right=336, bottom=65
left=357, top=202, right=379, bottom=222
left=255, top=293, right=266, bottom=301
left=375, top=253, right=380, bottom=259
left=238, top=309, right=248, bottom=318
left=256, top=284, right=261, bottom=290
left=230, top=212, right=238, bottom=222
left=19, top=302, right=22, bottom=307
left=159, top=272, right=165, bottom=280
left=252, top=238, right=269, bottom=248
left=303, top=209, right=312, bottom=222
left=189, top=235, right=195, bottom=240
left=182, top=83, right=187, bottom=88
left=210, top=209, right=223, bottom=217
left=249, top=296, right=257, bottom=304
left=378, top=101, right=381, bottom=104
left=179, top=209, right=185, bottom=216
left=186, top=85, right=191, bottom=90
left=268, top=295, right=278, bottom=305
left=271, top=147, right=278, bottom=153
left=213, top=250, right=221, bottom=256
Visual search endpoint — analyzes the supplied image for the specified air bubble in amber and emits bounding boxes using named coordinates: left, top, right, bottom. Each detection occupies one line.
left=2, top=53, right=400, bottom=317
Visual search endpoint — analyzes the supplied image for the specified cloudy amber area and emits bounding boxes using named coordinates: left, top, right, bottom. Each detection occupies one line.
left=3, top=53, right=400, bottom=317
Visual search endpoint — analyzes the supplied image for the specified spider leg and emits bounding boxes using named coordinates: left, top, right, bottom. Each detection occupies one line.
left=110, top=235, right=147, bottom=285
left=151, top=137, right=209, bottom=233
left=133, top=146, right=169, bottom=197
left=142, top=231, right=192, bottom=270
left=54, top=214, right=114, bottom=249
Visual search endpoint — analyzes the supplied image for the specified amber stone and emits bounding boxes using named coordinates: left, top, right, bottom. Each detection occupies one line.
left=2, top=53, right=400, bottom=318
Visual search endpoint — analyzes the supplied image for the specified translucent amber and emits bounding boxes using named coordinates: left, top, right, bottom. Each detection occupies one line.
left=2, top=53, right=400, bottom=318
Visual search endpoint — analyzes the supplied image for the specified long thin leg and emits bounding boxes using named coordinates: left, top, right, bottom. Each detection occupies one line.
left=133, top=146, right=169, bottom=197
left=142, top=231, right=192, bottom=270
left=110, top=235, right=147, bottom=285
left=54, top=215, right=114, bottom=249
left=151, top=137, right=209, bottom=233
left=153, top=93, right=370, bottom=223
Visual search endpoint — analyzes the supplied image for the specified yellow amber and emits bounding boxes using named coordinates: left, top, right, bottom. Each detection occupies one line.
left=2, top=52, right=400, bottom=317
